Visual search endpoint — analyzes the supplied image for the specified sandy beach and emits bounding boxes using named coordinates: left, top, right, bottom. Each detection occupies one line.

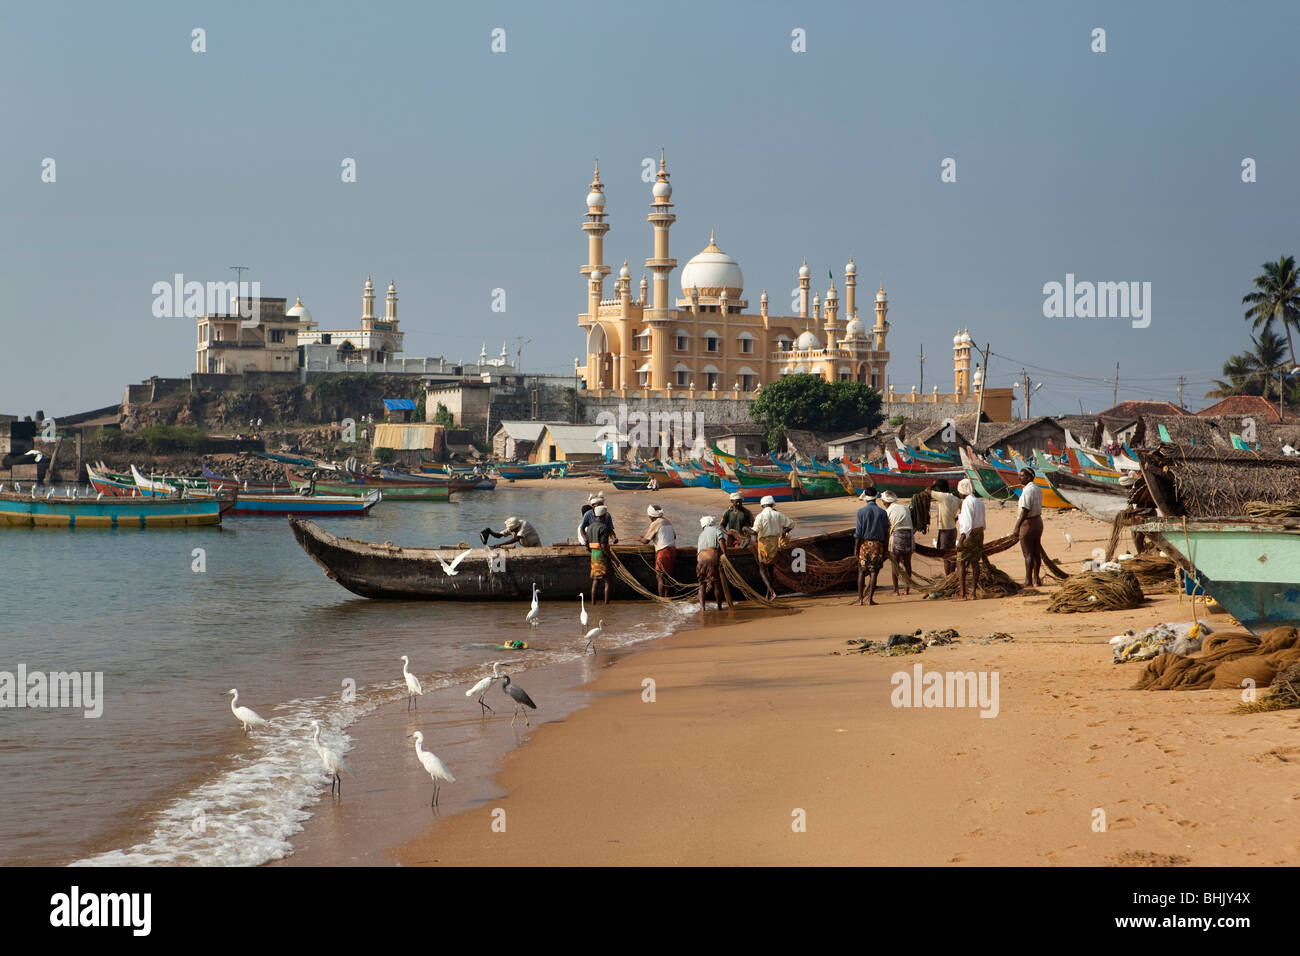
left=277, top=482, right=1300, bottom=867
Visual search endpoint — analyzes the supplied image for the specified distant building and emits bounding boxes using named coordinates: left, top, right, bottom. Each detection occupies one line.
left=195, top=296, right=298, bottom=374
left=532, top=424, right=608, bottom=463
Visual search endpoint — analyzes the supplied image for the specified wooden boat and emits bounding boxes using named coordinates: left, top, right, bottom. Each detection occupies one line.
left=847, top=464, right=965, bottom=497
left=225, top=490, right=382, bottom=517
left=1041, top=469, right=1132, bottom=523
left=201, top=465, right=297, bottom=494
left=290, top=474, right=451, bottom=501
left=1136, top=518, right=1300, bottom=634
left=958, top=447, right=1015, bottom=500
left=0, top=488, right=223, bottom=527
left=496, top=462, right=569, bottom=480
left=289, top=518, right=856, bottom=600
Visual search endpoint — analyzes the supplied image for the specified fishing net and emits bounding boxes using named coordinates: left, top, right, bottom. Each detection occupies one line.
left=1046, top=569, right=1144, bottom=613
left=1120, top=554, right=1178, bottom=592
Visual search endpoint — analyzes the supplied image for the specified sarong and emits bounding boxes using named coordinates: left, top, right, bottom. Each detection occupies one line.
left=757, top=535, right=782, bottom=567
left=590, top=547, right=608, bottom=579
left=935, top=528, right=957, bottom=552
left=696, top=547, right=720, bottom=583
left=959, top=528, right=985, bottom=563
left=655, top=546, right=677, bottom=574
left=889, top=529, right=914, bottom=554
left=858, top=539, right=886, bottom=574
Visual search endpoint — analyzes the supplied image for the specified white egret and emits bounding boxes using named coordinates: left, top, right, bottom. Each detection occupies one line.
left=409, top=731, right=454, bottom=806
left=500, top=672, right=538, bottom=727
left=525, top=583, right=540, bottom=627
left=584, top=619, right=604, bottom=654
left=400, top=655, right=423, bottom=710
left=309, top=720, right=352, bottom=795
left=578, top=593, right=589, bottom=634
left=437, top=549, right=473, bottom=577
left=227, top=688, right=269, bottom=735
left=465, top=662, right=503, bottom=715
left=1064, top=532, right=1074, bottom=550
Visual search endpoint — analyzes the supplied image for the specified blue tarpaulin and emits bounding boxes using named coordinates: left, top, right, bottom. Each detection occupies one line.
left=382, top=399, right=417, bottom=411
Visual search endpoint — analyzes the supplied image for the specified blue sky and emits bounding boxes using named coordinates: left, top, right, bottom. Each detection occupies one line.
left=3, top=0, right=1297, bottom=417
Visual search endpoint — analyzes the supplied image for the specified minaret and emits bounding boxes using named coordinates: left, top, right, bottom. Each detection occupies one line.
left=760, top=289, right=769, bottom=319
left=824, top=281, right=839, bottom=350
left=798, top=260, right=811, bottom=318
left=361, top=275, right=376, bottom=328
left=845, top=258, right=857, bottom=318
left=873, top=284, right=889, bottom=351
left=953, top=329, right=971, bottom=397
left=385, top=279, right=398, bottom=324
left=645, top=149, right=677, bottom=391
left=581, top=161, right=609, bottom=320
left=639, top=274, right=648, bottom=305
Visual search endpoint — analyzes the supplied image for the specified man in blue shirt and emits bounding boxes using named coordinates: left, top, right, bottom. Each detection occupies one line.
left=854, top=489, right=890, bottom=606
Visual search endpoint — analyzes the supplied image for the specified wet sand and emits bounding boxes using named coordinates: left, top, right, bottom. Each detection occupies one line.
left=283, top=484, right=1300, bottom=866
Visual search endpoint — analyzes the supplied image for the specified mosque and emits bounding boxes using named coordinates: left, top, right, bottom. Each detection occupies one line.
left=577, top=153, right=891, bottom=396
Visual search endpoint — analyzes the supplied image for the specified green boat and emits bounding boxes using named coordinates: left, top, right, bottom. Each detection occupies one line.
left=958, top=447, right=1015, bottom=500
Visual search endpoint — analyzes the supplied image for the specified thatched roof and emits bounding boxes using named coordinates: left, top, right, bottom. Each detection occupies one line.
left=782, top=429, right=827, bottom=461
left=1133, top=415, right=1227, bottom=448
left=906, top=414, right=982, bottom=447
left=1100, top=400, right=1189, bottom=419
left=1053, top=415, right=1102, bottom=447
left=969, top=417, right=1064, bottom=454
left=1138, top=444, right=1300, bottom=517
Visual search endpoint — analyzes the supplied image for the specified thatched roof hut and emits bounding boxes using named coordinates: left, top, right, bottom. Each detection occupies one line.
left=1133, top=415, right=1228, bottom=448
left=1138, top=444, right=1300, bottom=517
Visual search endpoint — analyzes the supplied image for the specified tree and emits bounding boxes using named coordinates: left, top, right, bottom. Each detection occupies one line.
left=1243, top=255, right=1300, bottom=367
left=1207, top=327, right=1293, bottom=400
left=432, top=402, right=454, bottom=428
left=749, top=374, right=883, bottom=449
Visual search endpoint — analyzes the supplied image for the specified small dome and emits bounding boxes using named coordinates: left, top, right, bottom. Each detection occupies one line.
left=953, top=330, right=963, bottom=346
left=960, top=330, right=972, bottom=345
left=795, top=329, right=821, bottom=350
left=619, top=261, right=630, bottom=278
left=798, top=260, right=810, bottom=278
left=827, top=284, right=838, bottom=300
left=286, top=296, right=312, bottom=325
left=760, top=289, right=768, bottom=301
left=844, top=317, right=866, bottom=338
left=587, top=190, right=605, bottom=208
left=387, top=280, right=396, bottom=293
left=876, top=286, right=887, bottom=302
left=652, top=179, right=672, bottom=200
left=845, top=258, right=856, bottom=275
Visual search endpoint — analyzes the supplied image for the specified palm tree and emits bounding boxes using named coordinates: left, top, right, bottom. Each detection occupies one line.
left=1243, top=255, right=1300, bottom=366
left=1207, top=328, right=1289, bottom=398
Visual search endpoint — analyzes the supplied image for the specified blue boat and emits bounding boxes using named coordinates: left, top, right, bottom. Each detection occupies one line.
left=0, top=488, right=224, bottom=528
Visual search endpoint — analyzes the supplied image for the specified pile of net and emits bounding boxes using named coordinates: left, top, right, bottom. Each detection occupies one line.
left=1132, top=626, right=1300, bottom=691
left=1110, top=621, right=1210, bottom=663
left=1236, top=661, right=1300, bottom=712
left=1047, top=569, right=1144, bottom=613
left=1118, top=554, right=1178, bottom=593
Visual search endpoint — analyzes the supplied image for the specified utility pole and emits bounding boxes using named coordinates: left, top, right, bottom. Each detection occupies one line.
left=1177, top=376, right=1185, bottom=410
left=231, top=265, right=250, bottom=346
left=972, top=343, right=991, bottom=448
left=919, top=343, right=925, bottom=397
left=1113, top=362, right=1119, bottom=408
left=1024, top=369, right=1031, bottom=419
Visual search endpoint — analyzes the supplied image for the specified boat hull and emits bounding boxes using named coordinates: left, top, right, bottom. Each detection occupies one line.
left=291, top=478, right=450, bottom=501
left=230, top=491, right=381, bottom=516
left=0, top=493, right=222, bottom=528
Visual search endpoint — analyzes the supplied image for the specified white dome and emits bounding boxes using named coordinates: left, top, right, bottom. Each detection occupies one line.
left=960, top=330, right=972, bottom=345
left=652, top=179, right=672, bottom=200
left=844, top=317, right=866, bottom=338
left=795, top=329, right=821, bottom=350
left=953, top=330, right=962, bottom=346
left=845, top=258, right=856, bottom=275
left=798, top=261, right=810, bottom=278
left=619, top=262, right=630, bottom=278
left=587, top=190, right=605, bottom=208
left=680, top=235, right=743, bottom=297
left=876, top=287, right=887, bottom=302
left=286, top=296, right=312, bottom=324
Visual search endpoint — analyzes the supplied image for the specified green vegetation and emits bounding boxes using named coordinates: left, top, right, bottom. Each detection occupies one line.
left=1207, top=256, right=1300, bottom=402
left=373, top=447, right=396, bottom=463
left=432, top=402, right=455, bottom=428
left=1242, top=255, right=1300, bottom=366
left=749, top=374, right=884, bottom=448
left=97, top=425, right=211, bottom=455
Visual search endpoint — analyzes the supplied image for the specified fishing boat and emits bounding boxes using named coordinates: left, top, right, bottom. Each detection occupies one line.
left=201, top=465, right=298, bottom=494
left=845, top=463, right=965, bottom=497
left=0, top=488, right=224, bottom=528
left=225, top=490, right=382, bottom=517
left=496, top=462, right=569, bottom=480
left=958, top=447, right=1016, bottom=500
left=1041, top=469, right=1133, bottom=523
left=289, top=518, right=856, bottom=600
left=1136, top=518, right=1300, bottom=634
left=289, top=474, right=452, bottom=501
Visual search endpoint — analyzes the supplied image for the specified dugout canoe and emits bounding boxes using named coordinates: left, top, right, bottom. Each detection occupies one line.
left=288, top=517, right=856, bottom=600
left=1041, top=469, right=1132, bottom=523
left=0, top=489, right=224, bottom=528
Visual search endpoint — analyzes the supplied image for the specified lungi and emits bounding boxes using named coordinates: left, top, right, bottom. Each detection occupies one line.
left=858, top=539, right=886, bottom=574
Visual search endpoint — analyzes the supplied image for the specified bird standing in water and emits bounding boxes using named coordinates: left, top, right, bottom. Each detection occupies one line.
left=310, top=720, right=352, bottom=796
left=500, top=672, right=538, bottom=727
left=409, top=731, right=454, bottom=807
left=401, top=655, right=423, bottom=710
left=227, top=689, right=269, bottom=735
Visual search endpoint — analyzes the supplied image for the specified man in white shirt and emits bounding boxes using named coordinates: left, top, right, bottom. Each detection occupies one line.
left=1013, top=467, right=1044, bottom=587
left=881, top=491, right=915, bottom=596
left=637, top=504, right=678, bottom=597
left=955, top=478, right=986, bottom=600
left=753, top=495, right=794, bottom=600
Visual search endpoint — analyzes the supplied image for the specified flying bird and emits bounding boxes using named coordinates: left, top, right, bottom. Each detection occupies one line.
left=500, top=672, right=538, bottom=727
left=400, top=655, right=423, bottom=710
left=437, top=549, right=474, bottom=577
left=310, top=720, right=352, bottom=796
left=409, top=731, right=454, bottom=806
left=227, top=688, right=269, bottom=735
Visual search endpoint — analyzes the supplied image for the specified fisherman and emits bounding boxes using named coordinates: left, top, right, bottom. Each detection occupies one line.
left=579, top=493, right=617, bottom=543
left=586, top=504, right=614, bottom=605
left=576, top=502, right=594, bottom=544
left=481, top=515, right=541, bottom=548
left=930, top=478, right=960, bottom=574
left=853, top=489, right=890, bottom=606
left=637, top=504, right=677, bottom=598
left=955, top=477, right=987, bottom=600
left=881, top=490, right=915, bottom=596
left=788, top=468, right=804, bottom=502
left=752, top=495, right=794, bottom=600
left=719, top=491, right=754, bottom=546
left=696, top=515, right=732, bottom=611
left=1013, top=466, right=1044, bottom=587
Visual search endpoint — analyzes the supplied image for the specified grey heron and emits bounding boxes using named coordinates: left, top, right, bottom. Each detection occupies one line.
left=500, top=672, right=537, bottom=727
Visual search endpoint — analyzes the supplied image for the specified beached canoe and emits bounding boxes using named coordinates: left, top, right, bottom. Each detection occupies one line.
left=1136, top=518, right=1300, bottom=634
left=0, top=489, right=224, bottom=528
left=225, top=490, right=382, bottom=517
left=1042, top=469, right=1132, bottom=523
left=288, top=517, right=857, bottom=600
left=289, top=475, right=451, bottom=501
